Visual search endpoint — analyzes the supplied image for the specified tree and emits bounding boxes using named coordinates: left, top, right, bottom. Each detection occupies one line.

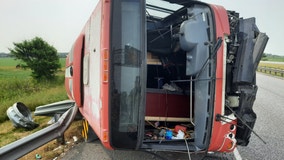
left=9, top=37, right=61, bottom=80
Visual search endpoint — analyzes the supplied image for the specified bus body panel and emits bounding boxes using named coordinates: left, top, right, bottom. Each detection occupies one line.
left=99, top=0, right=111, bottom=149
left=207, top=5, right=238, bottom=152
left=79, top=0, right=103, bottom=146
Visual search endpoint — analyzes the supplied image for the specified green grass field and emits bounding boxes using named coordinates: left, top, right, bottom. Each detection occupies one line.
left=0, top=58, right=21, bottom=66
left=262, top=54, right=284, bottom=62
left=0, top=57, right=84, bottom=159
left=0, top=57, right=66, bottom=67
left=0, top=58, right=67, bottom=123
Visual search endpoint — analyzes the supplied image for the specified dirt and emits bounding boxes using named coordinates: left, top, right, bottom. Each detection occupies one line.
left=18, top=120, right=83, bottom=160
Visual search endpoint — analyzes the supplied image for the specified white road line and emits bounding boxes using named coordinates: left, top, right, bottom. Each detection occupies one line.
left=233, top=148, right=242, bottom=160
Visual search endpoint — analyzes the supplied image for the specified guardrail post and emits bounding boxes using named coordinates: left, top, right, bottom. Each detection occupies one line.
left=54, top=113, right=65, bottom=145
left=257, top=66, right=284, bottom=77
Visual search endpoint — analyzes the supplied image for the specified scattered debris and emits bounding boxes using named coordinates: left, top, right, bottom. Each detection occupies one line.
left=73, top=136, right=78, bottom=143
left=172, top=130, right=185, bottom=139
left=144, top=121, right=193, bottom=141
left=162, top=82, right=182, bottom=92
left=53, top=145, right=63, bottom=151
left=47, top=117, right=56, bottom=125
left=35, top=153, right=42, bottom=159
left=6, top=102, right=39, bottom=129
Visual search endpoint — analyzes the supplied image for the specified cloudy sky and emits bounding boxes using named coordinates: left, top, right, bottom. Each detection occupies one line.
left=0, top=0, right=282, bottom=55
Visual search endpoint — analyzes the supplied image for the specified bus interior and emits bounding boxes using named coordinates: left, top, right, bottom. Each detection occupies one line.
left=142, top=1, right=215, bottom=150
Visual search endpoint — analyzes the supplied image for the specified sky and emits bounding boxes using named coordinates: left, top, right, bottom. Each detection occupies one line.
left=0, top=0, right=282, bottom=55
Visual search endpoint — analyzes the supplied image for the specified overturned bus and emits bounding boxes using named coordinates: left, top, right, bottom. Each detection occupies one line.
left=0, top=0, right=268, bottom=159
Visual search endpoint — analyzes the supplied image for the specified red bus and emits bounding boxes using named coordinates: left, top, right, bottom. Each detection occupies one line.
left=65, top=0, right=268, bottom=153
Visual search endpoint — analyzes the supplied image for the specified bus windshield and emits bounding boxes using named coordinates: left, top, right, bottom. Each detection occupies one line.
left=110, top=0, right=146, bottom=149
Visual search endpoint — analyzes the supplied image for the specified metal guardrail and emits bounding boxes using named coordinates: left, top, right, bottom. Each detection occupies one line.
left=0, top=104, right=77, bottom=160
left=34, top=100, right=75, bottom=116
left=257, top=66, right=284, bottom=77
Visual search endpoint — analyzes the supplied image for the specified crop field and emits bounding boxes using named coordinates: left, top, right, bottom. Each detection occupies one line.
left=262, top=55, right=284, bottom=62
left=0, top=57, right=21, bottom=66
left=0, top=58, right=66, bottom=80
left=259, top=62, right=284, bottom=70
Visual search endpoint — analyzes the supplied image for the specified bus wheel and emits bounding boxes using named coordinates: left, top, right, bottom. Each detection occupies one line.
left=81, top=118, right=98, bottom=142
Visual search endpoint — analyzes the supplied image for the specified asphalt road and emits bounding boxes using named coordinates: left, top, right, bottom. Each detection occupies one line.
left=237, top=73, right=284, bottom=160
left=62, top=73, right=284, bottom=160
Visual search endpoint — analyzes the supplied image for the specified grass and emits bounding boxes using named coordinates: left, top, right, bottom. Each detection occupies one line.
left=0, top=57, right=22, bottom=66
left=0, top=76, right=68, bottom=122
left=0, top=58, right=67, bottom=122
left=259, top=62, right=284, bottom=70
left=0, top=116, right=50, bottom=147
left=262, top=55, right=284, bottom=62
left=0, top=57, right=66, bottom=67
left=0, top=67, right=30, bottom=79
left=0, top=57, right=83, bottom=159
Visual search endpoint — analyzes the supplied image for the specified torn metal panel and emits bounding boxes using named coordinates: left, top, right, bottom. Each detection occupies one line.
left=6, top=102, right=38, bottom=130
